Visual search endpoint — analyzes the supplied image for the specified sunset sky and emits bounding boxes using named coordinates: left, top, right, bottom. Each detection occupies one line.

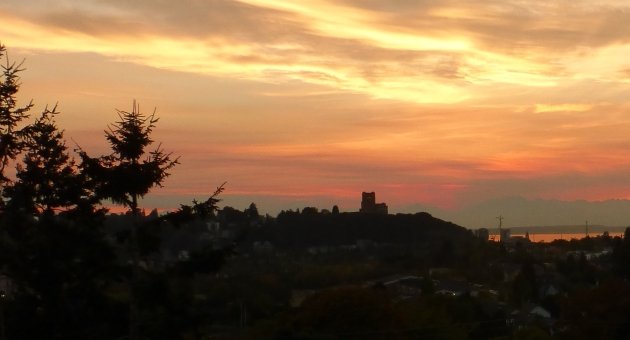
left=2, top=0, right=630, bottom=224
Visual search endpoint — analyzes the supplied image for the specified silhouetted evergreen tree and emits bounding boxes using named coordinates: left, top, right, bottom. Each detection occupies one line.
left=78, top=102, right=178, bottom=339
left=0, top=43, right=33, bottom=208
left=4, top=108, right=86, bottom=215
left=161, top=183, right=225, bottom=226
left=0, top=106, right=123, bottom=338
left=0, top=45, right=231, bottom=338
left=79, top=102, right=178, bottom=214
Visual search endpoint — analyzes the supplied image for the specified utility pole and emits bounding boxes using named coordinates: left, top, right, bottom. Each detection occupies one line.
left=497, top=215, right=504, bottom=242
left=585, top=220, right=589, bottom=238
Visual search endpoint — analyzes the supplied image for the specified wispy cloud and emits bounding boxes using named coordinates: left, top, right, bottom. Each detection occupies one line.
left=5, top=0, right=629, bottom=104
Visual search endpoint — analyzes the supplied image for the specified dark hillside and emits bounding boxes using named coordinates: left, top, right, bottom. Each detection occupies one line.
left=249, top=211, right=472, bottom=249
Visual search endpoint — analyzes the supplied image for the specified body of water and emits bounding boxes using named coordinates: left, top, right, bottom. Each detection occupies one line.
left=490, top=232, right=624, bottom=243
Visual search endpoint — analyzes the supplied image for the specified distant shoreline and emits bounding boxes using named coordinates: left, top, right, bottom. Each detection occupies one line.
left=489, top=231, right=624, bottom=243
left=484, top=225, right=626, bottom=234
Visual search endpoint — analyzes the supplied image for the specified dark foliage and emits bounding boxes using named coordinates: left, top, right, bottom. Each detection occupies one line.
left=4, top=108, right=92, bottom=215
left=0, top=44, right=239, bottom=340
left=0, top=214, right=125, bottom=339
left=0, top=43, right=33, bottom=200
left=78, top=101, right=178, bottom=213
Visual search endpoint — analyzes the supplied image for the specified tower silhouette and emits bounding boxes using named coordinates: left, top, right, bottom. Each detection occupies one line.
left=360, top=192, right=388, bottom=214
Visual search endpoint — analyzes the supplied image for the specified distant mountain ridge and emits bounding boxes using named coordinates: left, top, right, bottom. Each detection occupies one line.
left=398, top=197, right=630, bottom=229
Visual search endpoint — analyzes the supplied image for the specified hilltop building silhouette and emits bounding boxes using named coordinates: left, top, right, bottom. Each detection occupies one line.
left=360, top=192, right=388, bottom=214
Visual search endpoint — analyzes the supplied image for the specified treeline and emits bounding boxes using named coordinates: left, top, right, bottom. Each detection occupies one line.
left=250, top=210, right=472, bottom=249
left=0, top=43, right=229, bottom=339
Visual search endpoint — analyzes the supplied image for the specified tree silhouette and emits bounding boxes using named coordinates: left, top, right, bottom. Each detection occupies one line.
left=0, top=43, right=33, bottom=206
left=4, top=107, right=85, bottom=216
left=0, top=45, right=231, bottom=338
left=246, top=202, right=259, bottom=221
left=0, top=108, right=123, bottom=338
left=79, top=102, right=179, bottom=214
left=78, top=102, right=178, bottom=339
